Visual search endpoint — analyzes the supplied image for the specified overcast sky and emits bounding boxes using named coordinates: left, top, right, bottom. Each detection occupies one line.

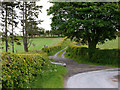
left=37, top=0, right=53, bottom=31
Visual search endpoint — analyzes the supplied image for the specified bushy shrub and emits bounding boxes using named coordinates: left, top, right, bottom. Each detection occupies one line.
left=66, top=42, right=119, bottom=66
left=42, top=37, right=69, bottom=55
left=2, top=52, right=50, bottom=88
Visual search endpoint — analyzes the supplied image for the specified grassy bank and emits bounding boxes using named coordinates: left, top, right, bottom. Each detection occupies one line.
left=30, top=65, right=67, bottom=88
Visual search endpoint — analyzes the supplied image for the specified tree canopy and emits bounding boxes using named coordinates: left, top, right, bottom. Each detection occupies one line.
left=48, top=2, right=119, bottom=45
left=48, top=2, right=120, bottom=58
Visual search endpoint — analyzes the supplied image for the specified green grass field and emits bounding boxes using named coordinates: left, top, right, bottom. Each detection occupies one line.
left=81, top=37, right=119, bottom=49
left=2, top=38, right=62, bottom=53
left=97, top=37, right=119, bottom=49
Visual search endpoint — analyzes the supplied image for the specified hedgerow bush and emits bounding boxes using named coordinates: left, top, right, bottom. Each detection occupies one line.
left=42, top=37, right=70, bottom=55
left=66, top=42, right=119, bottom=67
left=67, top=42, right=88, bottom=58
left=92, top=49, right=118, bottom=65
left=2, top=52, right=50, bottom=88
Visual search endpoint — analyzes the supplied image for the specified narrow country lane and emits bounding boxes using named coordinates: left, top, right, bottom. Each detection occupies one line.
left=48, top=47, right=119, bottom=88
left=66, top=69, right=119, bottom=88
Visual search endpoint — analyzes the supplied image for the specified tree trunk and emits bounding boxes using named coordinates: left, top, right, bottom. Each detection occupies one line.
left=23, top=2, right=25, bottom=52
left=23, top=2, right=28, bottom=52
left=12, top=6, right=14, bottom=53
left=5, top=5, right=8, bottom=52
left=23, top=2, right=27, bottom=52
left=24, top=2, right=28, bottom=52
left=88, top=39, right=97, bottom=59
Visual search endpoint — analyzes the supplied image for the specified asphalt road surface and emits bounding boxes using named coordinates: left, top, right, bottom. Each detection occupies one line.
left=66, top=69, right=119, bottom=88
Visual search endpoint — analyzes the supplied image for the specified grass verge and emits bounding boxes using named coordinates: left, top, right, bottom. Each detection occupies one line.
left=29, top=65, right=67, bottom=88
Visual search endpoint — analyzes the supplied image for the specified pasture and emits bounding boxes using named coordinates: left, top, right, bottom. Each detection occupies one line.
left=82, top=37, right=119, bottom=49
left=2, top=37, right=62, bottom=53
left=97, top=37, right=119, bottom=49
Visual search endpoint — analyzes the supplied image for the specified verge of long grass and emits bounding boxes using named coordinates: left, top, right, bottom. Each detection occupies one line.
left=29, top=65, right=67, bottom=88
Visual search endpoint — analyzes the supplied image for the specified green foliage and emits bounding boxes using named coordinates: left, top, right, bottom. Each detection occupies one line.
left=2, top=52, right=51, bottom=88
left=116, top=32, right=120, bottom=37
left=42, top=37, right=70, bottom=56
left=66, top=42, right=119, bottom=67
left=48, top=2, right=119, bottom=43
left=48, top=2, right=120, bottom=58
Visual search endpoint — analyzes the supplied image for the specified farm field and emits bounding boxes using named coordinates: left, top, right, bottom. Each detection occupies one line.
left=2, top=37, right=62, bottom=53
left=82, top=37, right=119, bottom=49
left=97, top=37, right=119, bottom=49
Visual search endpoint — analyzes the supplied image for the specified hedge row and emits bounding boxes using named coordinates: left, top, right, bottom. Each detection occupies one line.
left=2, top=52, right=50, bottom=88
left=66, top=42, right=119, bottom=66
left=42, top=37, right=68, bottom=55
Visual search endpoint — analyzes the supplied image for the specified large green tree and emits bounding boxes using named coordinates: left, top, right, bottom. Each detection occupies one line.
left=48, top=2, right=120, bottom=58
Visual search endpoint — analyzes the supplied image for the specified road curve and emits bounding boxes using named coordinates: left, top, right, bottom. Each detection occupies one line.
left=66, top=69, right=119, bottom=88
left=49, top=47, right=119, bottom=88
left=54, top=46, right=68, bottom=57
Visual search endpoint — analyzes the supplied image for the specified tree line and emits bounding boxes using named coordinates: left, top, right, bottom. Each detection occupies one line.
left=0, top=1, right=64, bottom=53
left=0, top=1, right=43, bottom=53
